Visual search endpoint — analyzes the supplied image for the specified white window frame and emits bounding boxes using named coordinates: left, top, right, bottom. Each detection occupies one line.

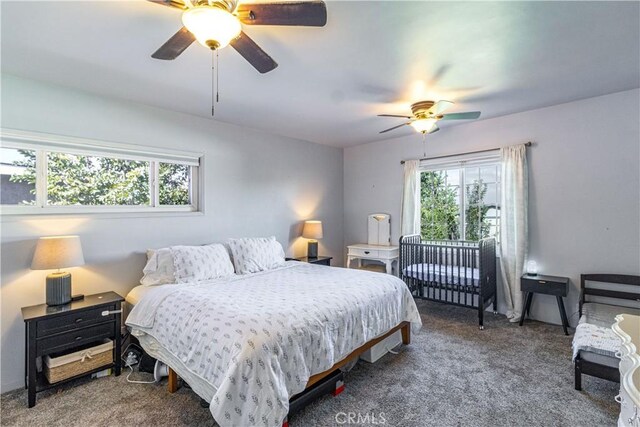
left=419, top=151, right=501, bottom=242
left=0, top=128, right=203, bottom=216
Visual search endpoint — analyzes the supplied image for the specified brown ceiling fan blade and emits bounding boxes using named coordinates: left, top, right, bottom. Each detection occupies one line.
left=147, top=0, right=186, bottom=10
left=236, top=1, right=327, bottom=26
left=379, top=123, right=410, bottom=134
left=378, top=114, right=412, bottom=119
left=151, top=27, right=195, bottom=60
left=440, top=111, right=481, bottom=120
left=428, top=100, right=454, bottom=115
left=230, top=31, right=278, bottom=73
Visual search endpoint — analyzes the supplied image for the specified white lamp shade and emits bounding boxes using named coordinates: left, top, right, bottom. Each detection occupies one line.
left=302, top=221, right=323, bottom=239
left=31, top=236, right=85, bottom=270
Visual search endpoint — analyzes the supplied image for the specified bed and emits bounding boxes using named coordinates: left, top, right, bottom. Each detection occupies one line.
left=126, top=261, right=421, bottom=427
left=399, top=235, right=497, bottom=329
left=573, top=274, right=640, bottom=390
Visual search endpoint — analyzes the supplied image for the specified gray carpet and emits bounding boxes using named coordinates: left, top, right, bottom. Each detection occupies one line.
left=1, top=300, right=618, bottom=426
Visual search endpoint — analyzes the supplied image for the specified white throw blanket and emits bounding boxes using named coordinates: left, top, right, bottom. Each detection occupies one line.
left=572, top=322, right=621, bottom=361
left=126, top=263, right=422, bottom=427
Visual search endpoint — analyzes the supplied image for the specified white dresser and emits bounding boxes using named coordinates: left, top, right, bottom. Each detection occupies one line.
left=613, top=314, right=640, bottom=427
left=346, top=244, right=399, bottom=274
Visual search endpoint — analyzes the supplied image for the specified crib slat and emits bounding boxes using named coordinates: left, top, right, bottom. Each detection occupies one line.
left=438, top=245, right=442, bottom=302
left=457, top=246, right=461, bottom=305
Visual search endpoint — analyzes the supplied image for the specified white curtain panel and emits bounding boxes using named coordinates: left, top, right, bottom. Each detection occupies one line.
left=401, top=160, right=421, bottom=236
left=499, top=144, right=529, bottom=322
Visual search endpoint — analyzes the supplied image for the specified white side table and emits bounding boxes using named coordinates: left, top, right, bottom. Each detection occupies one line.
left=346, top=244, right=399, bottom=274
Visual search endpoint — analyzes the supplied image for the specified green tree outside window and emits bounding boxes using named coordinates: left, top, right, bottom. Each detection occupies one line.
left=9, top=150, right=190, bottom=206
left=421, top=170, right=494, bottom=242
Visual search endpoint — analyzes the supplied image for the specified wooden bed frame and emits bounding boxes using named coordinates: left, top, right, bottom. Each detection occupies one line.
left=574, top=273, right=640, bottom=390
left=166, top=320, right=411, bottom=393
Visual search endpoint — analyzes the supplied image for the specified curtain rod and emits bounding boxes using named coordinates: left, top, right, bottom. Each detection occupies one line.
left=400, top=141, right=532, bottom=165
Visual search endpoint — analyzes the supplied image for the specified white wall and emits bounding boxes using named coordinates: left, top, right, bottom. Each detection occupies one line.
left=0, top=75, right=344, bottom=392
left=345, top=89, right=640, bottom=325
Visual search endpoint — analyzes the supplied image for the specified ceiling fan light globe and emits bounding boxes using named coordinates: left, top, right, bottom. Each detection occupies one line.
left=181, top=6, right=241, bottom=50
left=410, top=118, right=438, bottom=134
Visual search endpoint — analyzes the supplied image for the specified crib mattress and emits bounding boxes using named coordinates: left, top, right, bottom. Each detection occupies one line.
left=403, top=263, right=480, bottom=287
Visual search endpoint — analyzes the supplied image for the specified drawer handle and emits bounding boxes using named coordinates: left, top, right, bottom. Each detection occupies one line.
left=75, top=318, right=83, bottom=323
left=101, top=310, right=122, bottom=316
left=538, top=280, right=547, bottom=284
left=75, top=336, right=83, bottom=341
left=364, top=251, right=370, bottom=254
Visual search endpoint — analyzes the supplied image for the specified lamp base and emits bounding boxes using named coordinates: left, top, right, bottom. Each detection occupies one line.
left=307, top=241, right=318, bottom=258
left=46, top=272, right=72, bottom=306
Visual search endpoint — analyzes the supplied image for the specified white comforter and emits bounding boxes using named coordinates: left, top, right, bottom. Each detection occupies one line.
left=126, top=263, right=421, bottom=427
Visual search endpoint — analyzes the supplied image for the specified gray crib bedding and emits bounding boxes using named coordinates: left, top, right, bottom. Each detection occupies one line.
left=403, top=263, right=480, bottom=287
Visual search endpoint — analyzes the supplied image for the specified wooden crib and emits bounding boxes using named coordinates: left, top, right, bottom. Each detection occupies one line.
left=399, top=235, right=497, bottom=329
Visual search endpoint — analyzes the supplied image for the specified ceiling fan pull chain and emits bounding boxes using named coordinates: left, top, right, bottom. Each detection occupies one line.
left=216, top=49, right=220, bottom=103
left=211, top=50, right=215, bottom=117
left=422, top=132, right=427, bottom=157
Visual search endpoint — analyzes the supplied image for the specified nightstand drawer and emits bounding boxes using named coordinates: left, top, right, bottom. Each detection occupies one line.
left=36, top=305, right=116, bottom=338
left=349, top=248, right=379, bottom=258
left=37, top=322, right=114, bottom=356
left=521, top=277, right=568, bottom=296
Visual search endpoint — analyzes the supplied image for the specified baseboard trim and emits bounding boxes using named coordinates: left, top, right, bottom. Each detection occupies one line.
left=2, top=380, right=25, bottom=394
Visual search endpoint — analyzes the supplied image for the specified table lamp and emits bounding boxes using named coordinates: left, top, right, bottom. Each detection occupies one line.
left=302, top=220, right=323, bottom=258
left=31, top=235, right=85, bottom=306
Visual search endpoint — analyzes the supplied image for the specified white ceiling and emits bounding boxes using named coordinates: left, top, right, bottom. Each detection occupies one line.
left=2, top=1, right=639, bottom=147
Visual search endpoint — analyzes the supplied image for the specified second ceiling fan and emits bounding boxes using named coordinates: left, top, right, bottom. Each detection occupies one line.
left=378, top=100, right=481, bottom=134
left=148, top=0, right=327, bottom=73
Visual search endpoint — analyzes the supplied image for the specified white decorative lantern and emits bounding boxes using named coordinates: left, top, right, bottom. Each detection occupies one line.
left=526, top=260, right=538, bottom=276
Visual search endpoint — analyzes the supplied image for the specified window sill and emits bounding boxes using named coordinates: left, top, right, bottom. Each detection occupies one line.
left=0, top=206, right=204, bottom=221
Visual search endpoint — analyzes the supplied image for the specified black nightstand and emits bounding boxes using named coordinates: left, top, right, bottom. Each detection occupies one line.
left=519, top=274, right=570, bottom=335
left=288, top=256, right=333, bottom=266
left=21, top=291, right=124, bottom=407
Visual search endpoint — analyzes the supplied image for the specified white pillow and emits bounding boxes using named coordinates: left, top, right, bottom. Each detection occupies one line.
left=227, top=236, right=286, bottom=274
left=171, top=244, right=235, bottom=283
left=140, top=248, right=176, bottom=286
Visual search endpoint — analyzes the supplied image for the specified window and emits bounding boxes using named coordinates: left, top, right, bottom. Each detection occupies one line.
left=1, top=148, right=36, bottom=205
left=46, top=152, right=151, bottom=206
left=420, top=154, right=501, bottom=242
left=1, top=129, right=201, bottom=214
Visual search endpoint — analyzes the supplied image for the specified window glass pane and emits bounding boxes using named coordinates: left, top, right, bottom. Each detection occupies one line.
left=47, top=152, right=150, bottom=206
left=484, top=183, right=498, bottom=207
left=159, top=163, right=191, bottom=206
left=465, top=179, right=487, bottom=241
left=444, top=168, right=460, bottom=186
left=465, top=167, right=479, bottom=182
left=420, top=171, right=460, bottom=240
left=0, top=148, right=36, bottom=205
left=480, top=165, right=497, bottom=183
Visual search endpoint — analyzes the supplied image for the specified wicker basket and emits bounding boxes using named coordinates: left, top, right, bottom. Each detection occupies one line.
left=44, top=339, right=113, bottom=384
